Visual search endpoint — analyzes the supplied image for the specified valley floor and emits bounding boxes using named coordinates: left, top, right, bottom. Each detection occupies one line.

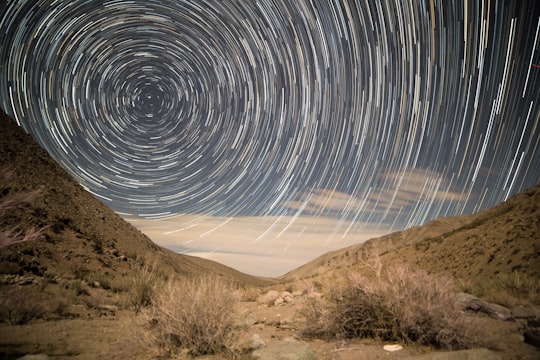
left=1, top=296, right=538, bottom=360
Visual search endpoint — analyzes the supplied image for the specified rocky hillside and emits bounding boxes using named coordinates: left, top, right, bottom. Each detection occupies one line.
left=281, top=183, right=540, bottom=283
left=0, top=108, right=273, bottom=288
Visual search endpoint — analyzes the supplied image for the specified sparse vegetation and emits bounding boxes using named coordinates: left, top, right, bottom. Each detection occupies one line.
left=131, top=259, right=161, bottom=312
left=300, top=262, right=479, bottom=350
left=461, top=272, right=540, bottom=307
left=0, top=290, right=47, bottom=325
left=0, top=171, right=46, bottom=248
left=138, top=274, right=240, bottom=357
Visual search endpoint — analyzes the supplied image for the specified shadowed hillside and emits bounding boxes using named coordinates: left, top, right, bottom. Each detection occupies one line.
left=281, top=184, right=540, bottom=283
left=0, top=108, right=273, bottom=288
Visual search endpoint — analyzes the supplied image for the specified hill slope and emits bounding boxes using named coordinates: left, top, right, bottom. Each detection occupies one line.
left=0, top=108, right=273, bottom=288
left=281, top=184, right=540, bottom=283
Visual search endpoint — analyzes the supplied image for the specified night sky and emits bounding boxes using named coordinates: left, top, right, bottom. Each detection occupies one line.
left=1, top=0, right=539, bottom=274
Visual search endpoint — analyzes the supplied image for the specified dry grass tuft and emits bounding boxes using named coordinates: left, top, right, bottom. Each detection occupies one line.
left=131, top=260, right=161, bottom=312
left=461, top=272, right=540, bottom=307
left=301, top=261, right=479, bottom=350
left=137, top=273, right=240, bottom=357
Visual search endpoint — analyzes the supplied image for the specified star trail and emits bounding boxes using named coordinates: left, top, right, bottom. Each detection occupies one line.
left=0, top=0, right=539, bottom=269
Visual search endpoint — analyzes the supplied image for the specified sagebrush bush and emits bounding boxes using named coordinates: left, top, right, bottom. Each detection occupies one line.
left=301, top=262, right=477, bottom=350
left=138, top=274, right=239, bottom=357
left=0, top=289, right=47, bottom=324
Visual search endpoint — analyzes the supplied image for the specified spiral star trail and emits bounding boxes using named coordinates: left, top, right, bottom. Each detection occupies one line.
left=1, top=1, right=539, bottom=266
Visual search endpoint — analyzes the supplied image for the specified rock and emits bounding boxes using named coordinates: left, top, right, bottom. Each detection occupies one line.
left=241, top=333, right=266, bottom=351
left=274, top=297, right=284, bottom=306
left=511, top=305, right=540, bottom=319
left=524, top=329, right=540, bottom=349
left=16, top=355, right=50, bottom=360
left=306, top=291, right=322, bottom=299
left=406, top=348, right=501, bottom=360
left=456, top=293, right=513, bottom=321
left=528, top=317, right=540, bottom=328
left=98, top=305, right=118, bottom=316
left=282, top=291, right=296, bottom=304
left=258, top=290, right=281, bottom=306
left=252, top=338, right=317, bottom=360
left=17, top=276, right=34, bottom=285
left=240, top=312, right=258, bottom=327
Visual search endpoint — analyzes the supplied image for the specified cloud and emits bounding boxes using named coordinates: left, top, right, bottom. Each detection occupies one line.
left=127, top=214, right=388, bottom=276
left=283, top=168, right=468, bottom=218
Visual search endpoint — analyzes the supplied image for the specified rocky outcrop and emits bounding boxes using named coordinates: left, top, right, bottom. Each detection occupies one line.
left=456, top=293, right=512, bottom=320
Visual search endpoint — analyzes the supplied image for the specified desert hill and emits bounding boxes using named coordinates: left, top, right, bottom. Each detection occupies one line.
left=0, top=108, right=273, bottom=288
left=281, top=183, right=540, bottom=283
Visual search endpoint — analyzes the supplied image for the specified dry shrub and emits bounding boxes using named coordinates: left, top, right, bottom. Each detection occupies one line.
left=301, top=262, right=477, bottom=350
left=131, top=260, right=160, bottom=312
left=138, top=274, right=239, bottom=357
left=239, top=285, right=261, bottom=302
left=0, top=288, right=49, bottom=324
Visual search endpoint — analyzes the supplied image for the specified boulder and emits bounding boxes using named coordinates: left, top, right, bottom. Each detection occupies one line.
left=258, top=290, right=281, bottom=306
left=456, top=293, right=512, bottom=320
left=252, top=338, right=317, bottom=360
left=274, top=297, right=284, bottom=306
left=241, top=333, right=266, bottom=351
left=511, top=305, right=540, bottom=319
left=282, top=291, right=296, bottom=304
left=524, top=329, right=540, bottom=349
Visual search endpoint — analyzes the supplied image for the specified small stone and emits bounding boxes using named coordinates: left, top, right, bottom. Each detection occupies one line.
left=383, top=344, right=403, bottom=352
left=306, top=292, right=322, bottom=299
left=17, top=277, right=34, bottom=285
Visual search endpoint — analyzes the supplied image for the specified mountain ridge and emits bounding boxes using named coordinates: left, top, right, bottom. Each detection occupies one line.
left=280, top=183, right=539, bottom=282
